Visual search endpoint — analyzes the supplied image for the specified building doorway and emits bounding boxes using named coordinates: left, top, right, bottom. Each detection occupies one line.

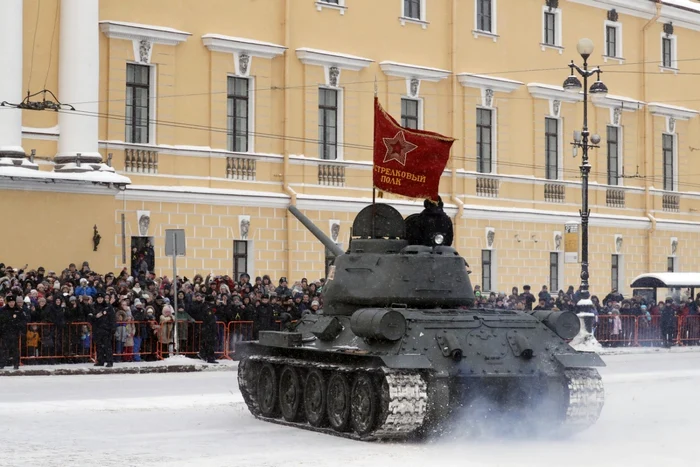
left=131, top=236, right=155, bottom=277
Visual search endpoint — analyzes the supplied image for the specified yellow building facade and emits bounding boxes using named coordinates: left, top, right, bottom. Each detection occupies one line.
left=2, top=0, right=700, bottom=297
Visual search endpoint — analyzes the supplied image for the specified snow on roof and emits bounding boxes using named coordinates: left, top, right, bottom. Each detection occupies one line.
left=663, top=0, right=700, bottom=14
left=630, top=272, right=700, bottom=288
left=99, top=20, right=191, bottom=36
left=0, top=166, right=131, bottom=185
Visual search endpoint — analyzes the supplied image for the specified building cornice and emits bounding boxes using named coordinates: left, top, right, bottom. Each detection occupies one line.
left=566, top=0, right=700, bottom=32
left=593, top=94, right=645, bottom=111
left=296, top=48, right=373, bottom=71
left=201, top=34, right=287, bottom=59
left=99, top=21, right=191, bottom=45
left=123, top=185, right=289, bottom=209
left=457, top=73, right=523, bottom=93
left=527, top=83, right=583, bottom=103
left=379, top=61, right=450, bottom=82
left=648, top=102, right=700, bottom=120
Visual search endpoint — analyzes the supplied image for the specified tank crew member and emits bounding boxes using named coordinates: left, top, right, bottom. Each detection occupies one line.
left=88, top=292, right=116, bottom=367
left=407, top=196, right=454, bottom=247
left=0, top=296, right=27, bottom=369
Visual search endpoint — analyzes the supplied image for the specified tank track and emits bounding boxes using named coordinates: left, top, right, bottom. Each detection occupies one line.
left=561, top=368, right=605, bottom=434
left=238, top=355, right=427, bottom=441
left=238, top=356, right=604, bottom=440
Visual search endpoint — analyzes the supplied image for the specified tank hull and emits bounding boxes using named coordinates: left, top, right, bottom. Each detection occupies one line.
left=236, top=308, right=605, bottom=441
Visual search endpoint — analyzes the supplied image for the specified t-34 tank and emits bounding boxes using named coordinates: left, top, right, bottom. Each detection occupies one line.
left=236, top=203, right=605, bottom=441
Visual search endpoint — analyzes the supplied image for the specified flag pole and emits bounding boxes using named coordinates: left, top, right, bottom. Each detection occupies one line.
left=372, top=76, right=378, bottom=238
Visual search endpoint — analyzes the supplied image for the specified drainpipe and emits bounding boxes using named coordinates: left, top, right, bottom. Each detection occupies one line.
left=283, top=0, right=296, bottom=280
left=642, top=0, right=662, bottom=271
left=449, top=0, right=464, bottom=241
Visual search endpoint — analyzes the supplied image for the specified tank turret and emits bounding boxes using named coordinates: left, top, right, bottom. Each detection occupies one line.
left=237, top=202, right=605, bottom=442
left=288, top=203, right=474, bottom=315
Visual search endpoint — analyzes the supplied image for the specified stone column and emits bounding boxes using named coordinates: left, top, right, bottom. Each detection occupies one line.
left=55, top=0, right=103, bottom=171
left=0, top=0, right=27, bottom=165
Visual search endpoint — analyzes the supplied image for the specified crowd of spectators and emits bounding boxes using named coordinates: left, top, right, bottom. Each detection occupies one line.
left=3, top=259, right=700, bottom=369
left=0, top=261, right=326, bottom=368
left=471, top=283, right=700, bottom=347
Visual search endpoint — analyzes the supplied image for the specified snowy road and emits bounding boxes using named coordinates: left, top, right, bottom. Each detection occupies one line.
left=1, top=351, right=699, bottom=467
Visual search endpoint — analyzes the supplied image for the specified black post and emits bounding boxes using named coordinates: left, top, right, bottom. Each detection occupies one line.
left=578, top=58, right=591, bottom=309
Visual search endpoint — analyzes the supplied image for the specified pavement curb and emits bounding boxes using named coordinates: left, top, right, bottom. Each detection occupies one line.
left=0, top=361, right=238, bottom=377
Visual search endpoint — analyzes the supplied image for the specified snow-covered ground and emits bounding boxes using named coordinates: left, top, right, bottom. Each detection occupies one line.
left=1, top=350, right=699, bottom=467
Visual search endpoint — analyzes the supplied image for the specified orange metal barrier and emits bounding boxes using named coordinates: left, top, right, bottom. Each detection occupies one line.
left=593, top=314, right=694, bottom=347
left=677, top=315, right=700, bottom=346
left=156, top=321, right=234, bottom=360
left=108, top=320, right=160, bottom=362
left=20, top=322, right=94, bottom=364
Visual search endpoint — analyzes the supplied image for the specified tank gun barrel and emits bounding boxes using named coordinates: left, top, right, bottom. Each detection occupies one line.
left=288, top=205, right=345, bottom=257
left=529, top=309, right=581, bottom=340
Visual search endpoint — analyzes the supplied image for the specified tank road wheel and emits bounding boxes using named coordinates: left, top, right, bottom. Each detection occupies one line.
left=279, top=365, right=304, bottom=422
left=257, top=363, right=279, bottom=418
left=350, top=373, right=378, bottom=436
left=327, top=372, right=352, bottom=432
left=304, top=369, right=328, bottom=427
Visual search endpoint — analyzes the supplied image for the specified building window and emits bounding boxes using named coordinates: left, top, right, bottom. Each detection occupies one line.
left=233, top=240, right=248, bottom=282
left=227, top=77, right=250, bottom=153
left=549, top=252, right=560, bottom=293
left=611, top=254, right=620, bottom=291
left=663, top=133, right=675, bottom=191
left=476, top=108, right=493, bottom=173
left=667, top=256, right=677, bottom=273
left=544, top=12, right=556, bottom=45
left=541, top=6, right=562, bottom=49
left=545, top=117, right=559, bottom=180
left=662, top=36, right=675, bottom=69
left=606, top=26, right=617, bottom=57
left=125, top=63, right=150, bottom=144
left=401, top=98, right=420, bottom=130
left=607, top=125, right=620, bottom=185
left=318, top=88, right=338, bottom=160
left=403, top=0, right=421, bottom=19
left=481, top=250, right=492, bottom=292
left=476, top=0, right=492, bottom=33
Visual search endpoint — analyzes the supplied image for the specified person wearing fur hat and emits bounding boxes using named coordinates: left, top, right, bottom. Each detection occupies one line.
left=88, top=292, right=116, bottom=367
left=0, top=295, right=27, bottom=369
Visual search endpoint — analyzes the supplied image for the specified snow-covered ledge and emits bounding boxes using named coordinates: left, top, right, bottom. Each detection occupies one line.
left=0, top=165, right=131, bottom=192
left=100, top=21, right=191, bottom=64
left=202, top=34, right=286, bottom=77
left=202, top=34, right=287, bottom=58
left=296, top=48, right=373, bottom=88
left=296, top=48, right=373, bottom=71
left=527, top=83, right=583, bottom=103
left=647, top=102, right=699, bottom=120
left=379, top=61, right=450, bottom=98
left=458, top=73, right=523, bottom=108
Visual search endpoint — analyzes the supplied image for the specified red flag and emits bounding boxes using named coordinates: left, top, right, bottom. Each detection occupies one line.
left=373, top=97, right=455, bottom=201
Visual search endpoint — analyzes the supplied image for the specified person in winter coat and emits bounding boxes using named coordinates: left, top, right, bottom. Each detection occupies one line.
left=158, top=305, right=175, bottom=358
left=187, top=295, right=218, bottom=363
left=0, top=296, right=28, bottom=369
left=88, top=292, right=116, bottom=367
left=175, top=305, right=195, bottom=354
left=253, top=294, right=276, bottom=339
left=200, top=296, right=218, bottom=363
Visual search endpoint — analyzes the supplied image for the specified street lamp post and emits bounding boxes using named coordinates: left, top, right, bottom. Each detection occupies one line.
left=562, top=38, right=608, bottom=311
